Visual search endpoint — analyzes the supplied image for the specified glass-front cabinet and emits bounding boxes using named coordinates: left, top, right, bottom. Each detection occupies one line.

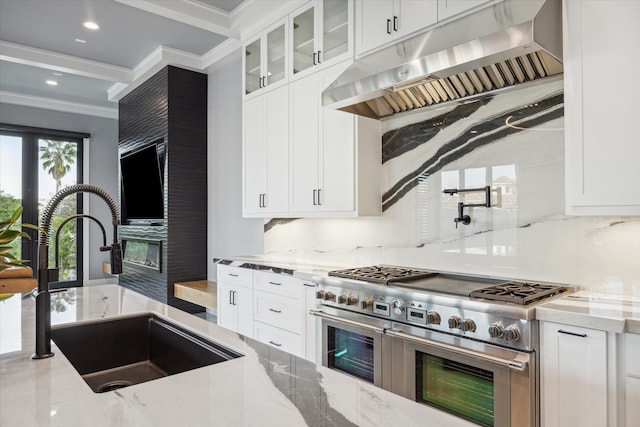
left=290, top=0, right=352, bottom=81
left=243, top=18, right=288, bottom=98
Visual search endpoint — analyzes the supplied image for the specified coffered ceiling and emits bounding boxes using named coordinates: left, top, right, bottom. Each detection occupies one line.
left=0, top=0, right=304, bottom=118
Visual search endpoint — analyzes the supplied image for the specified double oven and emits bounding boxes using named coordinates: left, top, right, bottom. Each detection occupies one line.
left=311, top=266, right=571, bottom=427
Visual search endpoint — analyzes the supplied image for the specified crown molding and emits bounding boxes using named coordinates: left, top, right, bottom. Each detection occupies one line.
left=0, top=41, right=131, bottom=82
left=114, top=0, right=239, bottom=38
left=0, top=91, right=118, bottom=119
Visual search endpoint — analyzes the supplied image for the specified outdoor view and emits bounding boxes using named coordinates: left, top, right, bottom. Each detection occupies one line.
left=0, top=135, right=79, bottom=281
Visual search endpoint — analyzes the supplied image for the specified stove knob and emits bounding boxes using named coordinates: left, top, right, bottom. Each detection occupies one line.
left=324, top=292, right=336, bottom=302
left=461, top=319, right=477, bottom=332
left=427, top=311, right=441, bottom=325
left=338, top=294, right=347, bottom=304
left=391, top=300, right=406, bottom=316
left=315, top=290, right=326, bottom=300
left=346, top=295, right=359, bottom=306
left=361, top=298, right=374, bottom=310
left=504, top=326, right=521, bottom=342
left=488, top=323, right=505, bottom=338
left=448, top=315, right=462, bottom=329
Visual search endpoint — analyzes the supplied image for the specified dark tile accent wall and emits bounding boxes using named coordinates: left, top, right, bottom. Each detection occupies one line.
left=118, top=66, right=207, bottom=313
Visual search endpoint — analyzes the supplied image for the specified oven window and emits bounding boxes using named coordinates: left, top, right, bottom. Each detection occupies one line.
left=416, top=353, right=495, bottom=426
left=327, top=326, right=374, bottom=383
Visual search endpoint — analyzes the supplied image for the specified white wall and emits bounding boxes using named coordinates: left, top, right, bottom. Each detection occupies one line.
left=0, top=102, right=119, bottom=282
left=207, top=53, right=263, bottom=281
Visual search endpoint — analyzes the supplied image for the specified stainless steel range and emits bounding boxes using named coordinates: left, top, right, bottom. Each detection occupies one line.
left=311, top=265, right=573, bottom=427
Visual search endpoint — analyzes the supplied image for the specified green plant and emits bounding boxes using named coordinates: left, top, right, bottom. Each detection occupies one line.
left=0, top=206, right=43, bottom=272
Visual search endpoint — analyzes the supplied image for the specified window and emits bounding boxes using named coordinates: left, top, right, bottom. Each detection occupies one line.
left=0, top=124, right=85, bottom=288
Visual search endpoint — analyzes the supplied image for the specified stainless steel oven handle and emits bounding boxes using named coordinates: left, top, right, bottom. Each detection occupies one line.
left=310, top=310, right=385, bottom=334
left=386, top=329, right=529, bottom=372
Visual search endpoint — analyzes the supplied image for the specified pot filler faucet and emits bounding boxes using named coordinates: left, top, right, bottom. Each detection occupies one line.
left=31, top=184, right=122, bottom=360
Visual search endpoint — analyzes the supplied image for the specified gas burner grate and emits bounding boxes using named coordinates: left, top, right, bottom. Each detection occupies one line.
left=469, top=281, right=568, bottom=305
left=327, top=265, right=437, bottom=285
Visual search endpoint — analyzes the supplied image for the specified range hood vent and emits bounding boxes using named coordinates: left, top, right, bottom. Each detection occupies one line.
left=323, top=0, right=563, bottom=119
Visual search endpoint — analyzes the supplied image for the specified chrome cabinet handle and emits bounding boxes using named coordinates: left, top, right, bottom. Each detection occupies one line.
left=386, top=18, right=391, bottom=34
left=313, top=52, right=317, bottom=65
left=317, top=50, right=322, bottom=63
left=229, top=290, right=233, bottom=305
left=393, top=16, right=398, bottom=32
left=268, top=308, right=282, bottom=313
left=268, top=340, right=282, bottom=347
left=303, top=283, right=316, bottom=287
left=558, top=329, right=587, bottom=338
left=317, top=188, right=322, bottom=205
left=228, top=273, right=239, bottom=277
left=268, top=281, right=281, bottom=286
left=313, top=189, right=317, bottom=205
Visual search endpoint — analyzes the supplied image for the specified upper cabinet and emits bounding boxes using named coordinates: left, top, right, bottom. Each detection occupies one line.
left=290, top=0, right=353, bottom=81
left=564, top=0, right=640, bottom=215
left=437, top=0, right=492, bottom=21
left=243, top=18, right=288, bottom=99
left=355, top=0, right=437, bottom=56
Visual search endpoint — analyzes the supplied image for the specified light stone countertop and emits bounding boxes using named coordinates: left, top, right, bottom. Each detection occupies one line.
left=0, top=285, right=475, bottom=427
left=214, top=255, right=640, bottom=335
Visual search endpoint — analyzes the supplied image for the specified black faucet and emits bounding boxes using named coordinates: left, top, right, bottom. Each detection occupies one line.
left=31, top=184, right=122, bottom=360
left=443, top=186, right=492, bottom=228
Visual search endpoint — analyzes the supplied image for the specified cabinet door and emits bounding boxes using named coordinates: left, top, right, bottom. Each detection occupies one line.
left=319, top=0, right=352, bottom=67
left=217, top=282, right=237, bottom=332
left=291, top=2, right=317, bottom=78
left=263, top=86, right=289, bottom=213
left=564, top=0, right=640, bottom=215
left=289, top=73, right=320, bottom=213
left=541, top=322, right=607, bottom=427
left=356, top=0, right=394, bottom=55
left=319, top=64, right=355, bottom=212
left=243, top=95, right=267, bottom=214
left=304, top=283, right=318, bottom=363
left=397, top=0, right=438, bottom=39
left=266, top=22, right=287, bottom=87
left=244, top=37, right=262, bottom=96
left=235, top=284, right=254, bottom=337
left=627, top=376, right=640, bottom=426
left=437, top=0, right=490, bottom=21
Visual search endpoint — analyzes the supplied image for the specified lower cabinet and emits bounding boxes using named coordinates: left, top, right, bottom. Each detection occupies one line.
left=217, top=265, right=317, bottom=362
left=540, top=321, right=608, bottom=427
left=625, top=333, right=640, bottom=426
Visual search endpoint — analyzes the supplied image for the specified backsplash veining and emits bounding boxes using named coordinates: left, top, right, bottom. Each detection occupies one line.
left=264, top=79, right=640, bottom=292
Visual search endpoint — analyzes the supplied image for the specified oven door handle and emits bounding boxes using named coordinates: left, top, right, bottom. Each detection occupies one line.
left=309, top=309, right=385, bottom=334
left=386, top=329, right=529, bottom=372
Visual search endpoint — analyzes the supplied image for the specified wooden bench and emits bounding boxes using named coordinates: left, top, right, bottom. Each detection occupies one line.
left=174, top=280, right=217, bottom=310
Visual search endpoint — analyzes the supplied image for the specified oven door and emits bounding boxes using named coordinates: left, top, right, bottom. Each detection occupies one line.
left=388, top=324, right=536, bottom=427
left=311, top=307, right=392, bottom=388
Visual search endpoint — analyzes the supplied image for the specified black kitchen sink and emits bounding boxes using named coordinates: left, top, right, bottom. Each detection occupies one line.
left=51, top=313, right=243, bottom=393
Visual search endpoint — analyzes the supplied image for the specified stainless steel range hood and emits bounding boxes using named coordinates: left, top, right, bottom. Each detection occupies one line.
left=323, top=0, right=563, bottom=119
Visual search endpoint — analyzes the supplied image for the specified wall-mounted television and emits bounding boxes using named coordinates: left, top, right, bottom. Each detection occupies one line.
left=120, top=141, right=164, bottom=224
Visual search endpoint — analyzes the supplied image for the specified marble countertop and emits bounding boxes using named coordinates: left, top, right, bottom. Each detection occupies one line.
left=214, top=255, right=640, bottom=335
left=0, top=285, right=474, bottom=427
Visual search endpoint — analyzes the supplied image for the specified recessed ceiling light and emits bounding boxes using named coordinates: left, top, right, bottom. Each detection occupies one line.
left=46, top=80, right=58, bottom=86
left=75, top=38, right=87, bottom=44
left=83, top=21, right=100, bottom=30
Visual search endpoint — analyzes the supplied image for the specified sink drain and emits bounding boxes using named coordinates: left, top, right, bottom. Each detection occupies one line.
left=97, top=380, right=133, bottom=393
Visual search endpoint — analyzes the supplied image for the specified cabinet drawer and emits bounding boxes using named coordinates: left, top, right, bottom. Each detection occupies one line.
left=254, top=271, right=303, bottom=298
left=253, top=321, right=302, bottom=357
left=626, top=333, right=640, bottom=377
left=254, top=290, right=302, bottom=334
left=217, top=265, right=253, bottom=288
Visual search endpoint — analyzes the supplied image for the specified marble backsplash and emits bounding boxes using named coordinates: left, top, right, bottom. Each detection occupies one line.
left=263, top=78, right=640, bottom=293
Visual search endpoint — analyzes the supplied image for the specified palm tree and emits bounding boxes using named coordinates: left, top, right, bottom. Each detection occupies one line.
left=40, top=140, right=76, bottom=192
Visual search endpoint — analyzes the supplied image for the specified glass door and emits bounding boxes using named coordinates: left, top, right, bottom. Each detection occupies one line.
left=244, top=37, right=262, bottom=95
left=321, top=0, right=350, bottom=63
left=266, top=23, right=286, bottom=86
left=292, top=3, right=316, bottom=76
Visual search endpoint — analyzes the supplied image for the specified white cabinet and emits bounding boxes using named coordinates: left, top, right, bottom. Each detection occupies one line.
left=437, top=0, right=491, bottom=21
left=355, top=0, right=437, bottom=55
left=217, top=266, right=254, bottom=337
left=243, top=18, right=288, bottom=98
left=304, top=282, right=318, bottom=363
left=541, top=322, right=608, bottom=427
left=242, top=85, right=289, bottom=216
left=289, top=60, right=381, bottom=216
left=290, top=0, right=353, bottom=81
left=563, top=0, right=640, bottom=215
left=624, top=333, right=640, bottom=426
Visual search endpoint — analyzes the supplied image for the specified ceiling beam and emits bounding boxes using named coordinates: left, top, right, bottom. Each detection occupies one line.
left=115, top=0, right=240, bottom=39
